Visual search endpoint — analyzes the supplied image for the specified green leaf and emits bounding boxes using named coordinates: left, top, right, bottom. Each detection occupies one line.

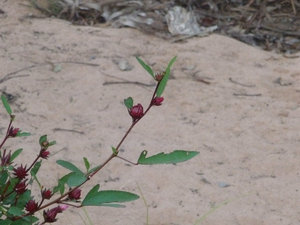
left=1, top=95, right=12, bottom=115
left=53, top=173, right=73, bottom=194
left=83, top=157, right=90, bottom=171
left=16, top=132, right=31, bottom=137
left=88, top=165, right=100, bottom=175
left=82, top=184, right=139, bottom=206
left=96, top=203, right=125, bottom=208
left=8, top=206, right=24, bottom=216
left=56, top=160, right=83, bottom=174
left=111, top=146, right=118, bottom=156
left=136, top=57, right=155, bottom=79
left=0, top=171, right=8, bottom=185
left=20, top=215, right=39, bottom=224
left=0, top=220, right=12, bottom=225
left=48, top=140, right=56, bottom=146
left=39, top=135, right=47, bottom=146
left=30, top=160, right=42, bottom=177
left=10, top=148, right=23, bottom=162
left=67, top=172, right=87, bottom=187
left=16, top=190, right=31, bottom=208
left=124, top=97, right=133, bottom=109
left=138, top=150, right=199, bottom=165
left=156, top=56, right=177, bottom=97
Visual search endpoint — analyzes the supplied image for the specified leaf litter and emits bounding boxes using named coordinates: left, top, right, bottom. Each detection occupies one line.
left=31, top=0, right=300, bottom=53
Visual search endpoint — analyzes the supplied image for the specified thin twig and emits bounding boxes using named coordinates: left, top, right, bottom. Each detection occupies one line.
left=0, top=61, right=99, bottom=84
left=136, top=183, right=149, bottom=225
left=229, top=77, right=256, bottom=88
left=290, top=0, right=297, bottom=15
left=103, top=81, right=155, bottom=87
left=233, top=93, right=262, bottom=97
left=53, top=128, right=85, bottom=135
left=0, top=74, right=30, bottom=84
left=116, top=155, right=138, bottom=165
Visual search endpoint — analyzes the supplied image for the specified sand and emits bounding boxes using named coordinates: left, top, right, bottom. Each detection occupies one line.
left=0, top=1, right=300, bottom=225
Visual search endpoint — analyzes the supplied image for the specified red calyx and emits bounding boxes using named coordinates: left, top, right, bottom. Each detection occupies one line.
left=42, top=189, right=52, bottom=199
left=13, top=164, right=28, bottom=179
left=26, top=199, right=38, bottom=214
left=68, top=188, right=81, bottom=200
left=8, top=127, right=19, bottom=137
left=151, top=97, right=164, bottom=106
left=15, top=180, right=27, bottom=194
left=40, top=150, right=50, bottom=159
left=129, top=104, right=144, bottom=120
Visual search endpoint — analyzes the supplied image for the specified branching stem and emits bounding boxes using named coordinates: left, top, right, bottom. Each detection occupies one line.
left=13, top=81, right=161, bottom=220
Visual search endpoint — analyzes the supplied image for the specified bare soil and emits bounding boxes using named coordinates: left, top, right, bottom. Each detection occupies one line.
left=0, top=1, right=300, bottom=225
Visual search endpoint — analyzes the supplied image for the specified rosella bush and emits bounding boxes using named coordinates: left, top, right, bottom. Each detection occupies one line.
left=0, top=57, right=198, bottom=224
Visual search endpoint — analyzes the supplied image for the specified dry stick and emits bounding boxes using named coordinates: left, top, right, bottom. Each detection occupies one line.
left=291, top=0, right=297, bottom=15
left=53, top=128, right=85, bottom=135
left=100, top=70, right=153, bottom=91
left=15, top=82, right=160, bottom=220
left=0, top=74, right=30, bottom=84
left=103, top=81, right=155, bottom=87
left=229, top=77, right=256, bottom=88
left=0, top=61, right=99, bottom=84
left=233, top=93, right=262, bottom=97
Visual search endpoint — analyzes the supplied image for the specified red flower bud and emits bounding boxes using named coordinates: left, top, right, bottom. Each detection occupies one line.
left=68, top=188, right=81, bottom=200
left=26, top=199, right=38, bottom=214
left=43, top=205, right=67, bottom=223
left=43, top=207, right=59, bottom=223
left=15, top=180, right=27, bottom=194
left=152, top=97, right=164, bottom=106
left=8, top=127, right=19, bottom=137
left=1, top=149, right=11, bottom=166
left=155, top=72, right=165, bottom=81
left=13, top=164, right=28, bottom=179
left=40, top=150, right=50, bottom=159
left=129, top=104, right=144, bottom=120
left=42, top=189, right=52, bottom=199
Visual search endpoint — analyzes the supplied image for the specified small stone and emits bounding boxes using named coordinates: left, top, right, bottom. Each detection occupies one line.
left=217, top=181, right=230, bottom=188
left=113, top=58, right=133, bottom=71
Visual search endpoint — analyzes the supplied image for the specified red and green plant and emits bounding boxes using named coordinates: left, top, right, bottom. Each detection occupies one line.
left=0, top=57, right=198, bottom=224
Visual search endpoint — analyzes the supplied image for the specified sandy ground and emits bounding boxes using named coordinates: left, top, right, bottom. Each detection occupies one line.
left=1, top=1, right=300, bottom=225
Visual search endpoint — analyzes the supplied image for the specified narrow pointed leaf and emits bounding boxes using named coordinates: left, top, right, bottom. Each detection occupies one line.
left=49, top=140, right=56, bottom=146
left=16, top=131, right=31, bottom=137
left=82, top=185, right=139, bottom=206
left=10, top=148, right=23, bottom=162
left=83, top=157, right=90, bottom=171
left=30, top=160, right=42, bottom=177
left=67, top=172, right=87, bottom=187
left=88, top=165, right=101, bottom=175
left=56, top=160, right=83, bottom=174
left=1, top=95, right=12, bottom=115
left=124, top=97, right=133, bottom=109
left=136, top=57, right=154, bottom=78
left=156, top=56, right=177, bottom=97
left=138, top=150, right=199, bottom=165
